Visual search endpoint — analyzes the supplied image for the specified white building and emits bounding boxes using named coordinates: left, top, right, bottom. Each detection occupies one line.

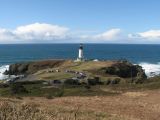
left=76, top=44, right=84, bottom=61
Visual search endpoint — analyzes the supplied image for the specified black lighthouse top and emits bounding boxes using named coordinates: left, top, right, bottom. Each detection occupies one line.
left=79, top=44, right=83, bottom=49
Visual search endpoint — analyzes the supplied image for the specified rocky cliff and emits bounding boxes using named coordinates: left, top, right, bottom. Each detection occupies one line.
left=4, top=60, right=65, bottom=75
left=100, top=60, right=147, bottom=82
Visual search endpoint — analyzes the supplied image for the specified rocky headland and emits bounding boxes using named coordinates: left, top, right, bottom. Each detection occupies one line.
left=4, top=59, right=147, bottom=84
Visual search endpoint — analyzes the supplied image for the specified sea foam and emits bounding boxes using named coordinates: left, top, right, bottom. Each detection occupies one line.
left=0, top=65, right=9, bottom=80
left=139, top=62, right=160, bottom=77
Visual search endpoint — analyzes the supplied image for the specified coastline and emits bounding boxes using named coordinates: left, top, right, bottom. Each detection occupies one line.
left=1, top=59, right=160, bottom=80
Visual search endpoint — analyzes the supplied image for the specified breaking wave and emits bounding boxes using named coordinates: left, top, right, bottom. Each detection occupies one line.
left=139, top=62, right=160, bottom=77
left=0, top=65, right=9, bottom=80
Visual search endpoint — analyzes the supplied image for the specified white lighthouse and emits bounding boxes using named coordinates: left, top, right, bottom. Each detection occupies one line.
left=76, top=44, right=84, bottom=61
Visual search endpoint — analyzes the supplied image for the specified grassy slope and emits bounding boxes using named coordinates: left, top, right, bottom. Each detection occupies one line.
left=34, top=60, right=117, bottom=81
left=0, top=76, right=160, bottom=97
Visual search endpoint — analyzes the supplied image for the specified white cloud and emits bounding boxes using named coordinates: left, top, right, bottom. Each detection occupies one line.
left=138, top=30, right=160, bottom=39
left=0, top=23, right=69, bottom=43
left=0, top=23, right=160, bottom=43
left=14, top=23, right=69, bottom=40
left=129, top=30, right=160, bottom=42
left=0, top=29, right=14, bottom=40
left=80, top=28, right=124, bottom=42
left=93, top=28, right=122, bottom=40
left=0, top=24, right=125, bottom=43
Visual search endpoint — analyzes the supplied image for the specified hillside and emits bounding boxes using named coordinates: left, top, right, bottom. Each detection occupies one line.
left=1, top=89, right=160, bottom=120
left=1, top=59, right=160, bottom=120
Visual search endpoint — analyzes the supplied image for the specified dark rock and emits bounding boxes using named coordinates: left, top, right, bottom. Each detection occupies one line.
left=102, top=61, right=147, bottom=80
left=18, top=64, right=29, bottom=73
left=5, top=60, right=65, bottom=75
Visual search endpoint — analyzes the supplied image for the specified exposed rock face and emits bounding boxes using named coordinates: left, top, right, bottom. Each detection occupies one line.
left=102, top=60, right=147, bottom=80
left=5, top=60, right=65, bottom=75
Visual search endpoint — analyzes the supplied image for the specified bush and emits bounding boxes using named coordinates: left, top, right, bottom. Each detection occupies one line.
left=84, top=85, right=91, bottom=89
left=10, top=83, right=28, bottom=94
left=105, top=79, right=111, bottom=85
left=55, top=90, right=64, bottom=97
left=64, top=79, right=79, bottom=85
left=110, top=78, right=121, bottom=85
left=0, top=83, right=9, bottom=88
left=134, top=77, right=145, bottom=84
left=88, top=77, right=100, bottom=85
left=45, top=94, right=54, bottom=99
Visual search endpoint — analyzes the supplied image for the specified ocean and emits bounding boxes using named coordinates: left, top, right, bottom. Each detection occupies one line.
left=0, top=44, right=160, bottom=79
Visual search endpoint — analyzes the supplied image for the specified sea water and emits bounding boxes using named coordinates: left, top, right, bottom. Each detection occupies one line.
left=0, top=44, right=160, bottom=79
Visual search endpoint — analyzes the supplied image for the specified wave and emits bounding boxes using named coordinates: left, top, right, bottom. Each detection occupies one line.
left=0, top=65, right=9, bottom=80
left=139, top=62, right=160, bottom=77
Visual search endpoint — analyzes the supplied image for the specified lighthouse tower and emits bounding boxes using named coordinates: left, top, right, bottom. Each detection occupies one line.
left=77, top=44, right=84, bottom=61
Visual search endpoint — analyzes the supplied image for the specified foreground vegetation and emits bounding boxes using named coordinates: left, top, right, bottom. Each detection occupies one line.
left=0, top=76, right=160, bottom=120
left=0, top=76, right=160, bottom=98
left=0, top=98, right=111, bottom=120
left=0, top=76, right=159, bottom=120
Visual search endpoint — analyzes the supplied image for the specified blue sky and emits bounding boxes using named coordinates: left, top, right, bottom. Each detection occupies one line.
left=0, top=0, right=160, bottom=43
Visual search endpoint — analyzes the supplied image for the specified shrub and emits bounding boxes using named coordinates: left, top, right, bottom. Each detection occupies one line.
left=0, top=83, right=9, bottom=88
left=105, top=79, right=111, bottom=85
left=45, top=94, right=53, bottom=99
left=88, top=77, right=100, bottom=85
left=55, top=90, right=64, bottom=97
left=64, top=79, right=79, bottom=85
left=10, top=83, right=28, bottom=94
left=84, top=85, right=91, bottom=89
left=134, top=77, right=145, bottom=84
left=110, top=78, right=121, bottom=85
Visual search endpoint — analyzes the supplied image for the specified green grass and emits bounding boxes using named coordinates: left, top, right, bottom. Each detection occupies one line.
left=0, top=82, right=119, bottom=97
left=68, top=61, right=113, bottom=71
left=0, top=76, right=160, bottom=97
left=0, top=87, right=10, bottom=96
left=38, top=72, right=75, bottom=80
left=0, top=82, right=61, bottom=97
left=63, top=85, right=119, bottom=96
left=104, top=78, right=160, bottom=91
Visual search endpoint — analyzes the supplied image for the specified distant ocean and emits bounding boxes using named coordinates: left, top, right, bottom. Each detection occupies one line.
left=0, top=44, right=160, bottom=79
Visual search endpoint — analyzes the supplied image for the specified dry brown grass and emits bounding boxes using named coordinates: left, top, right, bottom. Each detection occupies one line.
left=0, top=98, right=118, bottom=120
left=1, top=87, right=160, bottom=120
left=122, top=92, right=148, bottom=98
left=1, top=89, right=160, bottom=120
